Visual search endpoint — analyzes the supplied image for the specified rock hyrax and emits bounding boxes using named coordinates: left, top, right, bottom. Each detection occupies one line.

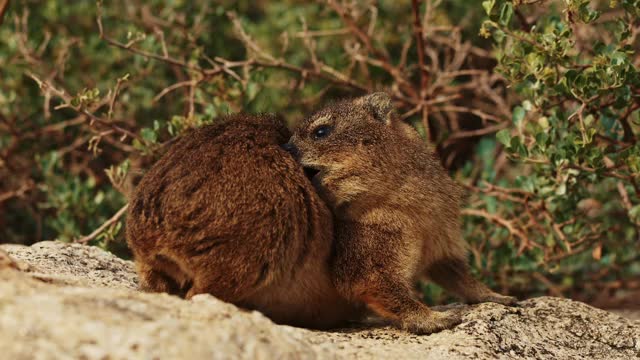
left=126, top=113, right=358, bottom=329
left=287, top=93, right=516, bottom=334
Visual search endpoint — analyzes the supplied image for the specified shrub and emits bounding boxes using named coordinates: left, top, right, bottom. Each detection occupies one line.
left=0, top=0, right=637, bottom=306
left=477, top=0, right=639, bottom=306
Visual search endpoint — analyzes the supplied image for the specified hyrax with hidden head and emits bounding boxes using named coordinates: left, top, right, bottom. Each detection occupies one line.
left=126, top=113, right=360, bottom=329
left=286, top=92, right=516, bottom=334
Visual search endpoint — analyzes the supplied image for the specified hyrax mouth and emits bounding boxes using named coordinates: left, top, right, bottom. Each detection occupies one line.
left=303, top=166, right=321, bottom=180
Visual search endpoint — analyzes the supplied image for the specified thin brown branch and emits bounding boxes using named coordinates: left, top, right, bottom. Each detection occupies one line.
left=325, top=0, right=418, bottom=99
left=462, top=208, right=531, bottom=253
left=292, top=28, right=350, bottom=38
left=0, top=182, right=33, bottom=203
left=153, top=80, right=196, bottom=103
left=546, top=233, right=602, bottom=263
left=107, top=76, right=127, bottom=121
left=618, top=182, right=633, bottom=212
left=227, top=11, right=371, bottom=94
left=463, top=183, right=529, bottom=204
left=445, top=122, right=510, bottom=143
left=75, top=204, right=129, bottom=244
left=435, top=105, right=506, bottom=123
left=0, top=0, right=9, bottom=27
left=520, top=153, right=635, bottom=181
left=97, top=3, right=201, bottom=74
left=26, top=72, right=145, bottom=145
left=411, top=0, right=430, bottom=140
left=619, top=103, right=639, bottom=143
left=411, top=0, right=429, bottom=92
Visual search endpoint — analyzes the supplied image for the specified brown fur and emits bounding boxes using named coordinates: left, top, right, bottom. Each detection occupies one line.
left=126, top=113, right=360, bottom=329
left=288, top=93, right=517, bottom=334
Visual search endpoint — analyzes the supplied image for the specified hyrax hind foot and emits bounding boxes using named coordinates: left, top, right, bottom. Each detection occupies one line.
left=426, top=258, right=518, bottom=307
left=400, top=308, right=462, bottom=335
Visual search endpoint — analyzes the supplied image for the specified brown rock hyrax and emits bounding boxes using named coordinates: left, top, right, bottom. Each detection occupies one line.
left=287, top=92, right=517, bottom=334
left=126, top=113, right=359, bottom=329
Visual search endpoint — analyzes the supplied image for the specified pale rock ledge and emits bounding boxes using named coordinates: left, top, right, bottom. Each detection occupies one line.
left=1, top=241, right=638, bottom=359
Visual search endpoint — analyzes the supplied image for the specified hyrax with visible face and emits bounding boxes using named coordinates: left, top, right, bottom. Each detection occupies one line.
left=287, top=92, right=516, bottom=334
left=126, top=113, right=359, bottom=329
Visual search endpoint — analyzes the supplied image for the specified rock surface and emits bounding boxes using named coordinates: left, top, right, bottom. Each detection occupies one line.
left=1, top=241, right=639, bottom=360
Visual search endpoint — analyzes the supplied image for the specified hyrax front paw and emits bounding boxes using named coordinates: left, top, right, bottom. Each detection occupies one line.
left=400, top=309, right=462, bottom=335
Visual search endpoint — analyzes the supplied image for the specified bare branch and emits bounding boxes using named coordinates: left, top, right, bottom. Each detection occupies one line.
left=411, top=0, right=429, bottom=93
left=75, top=204, right=129, bottom=244
left=26, top=72, right=145, bottom=145
left=462, top=208, right=531, bottom=254
left=325, top=0, right=418, bottom=99
left=0, top=0, right=9, bottom=27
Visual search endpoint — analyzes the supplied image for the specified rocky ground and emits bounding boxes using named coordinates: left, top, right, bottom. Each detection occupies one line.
left=1, top=241, right=638, bottom=359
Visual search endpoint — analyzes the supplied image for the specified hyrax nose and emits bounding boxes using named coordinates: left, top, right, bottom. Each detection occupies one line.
left=280, top=143, right=300, bottom=159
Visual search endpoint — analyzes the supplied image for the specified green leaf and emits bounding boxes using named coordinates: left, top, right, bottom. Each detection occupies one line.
left=482, top=0, right=495, bottom=16
left=512, top=106, right=525, bottom=125
left=246, top=82, right=259, bottom=101
left=630, top=205, right=640, bottom=223
left=499, top=2, right=513, bottom=26
left=496, top=129, right=511, bottom=146
left=535, top=132, right=548, bottom=146
left=538, top=117, right=550, bottom=129
left=610, top=51, right=627, bottom=66
left=140, top=128, right=157, bottom=144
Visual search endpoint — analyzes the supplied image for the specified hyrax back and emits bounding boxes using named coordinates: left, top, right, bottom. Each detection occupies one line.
left=288, top=93, right=516, bottom=334
left=126, top=113, right=357, bottom=329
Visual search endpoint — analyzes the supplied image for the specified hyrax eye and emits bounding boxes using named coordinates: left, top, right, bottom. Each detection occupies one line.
left=312, top=125, right=332, bottom=140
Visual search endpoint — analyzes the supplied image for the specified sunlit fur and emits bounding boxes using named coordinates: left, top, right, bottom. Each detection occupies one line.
left=289, top=93, right=516, bottom=334
left=126, top=114, right=360, bottom=329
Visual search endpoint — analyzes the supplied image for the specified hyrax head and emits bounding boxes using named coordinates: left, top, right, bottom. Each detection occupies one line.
left=287, top=92, right=420, bottom=204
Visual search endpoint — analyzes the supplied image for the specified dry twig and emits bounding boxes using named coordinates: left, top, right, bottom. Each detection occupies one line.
left=0, top=0, right=9, bottom=27
left=75, top=204, right=129, bottom=244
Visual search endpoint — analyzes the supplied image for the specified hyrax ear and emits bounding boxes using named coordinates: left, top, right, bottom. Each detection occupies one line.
left=357, top=92, right=395, bottom=126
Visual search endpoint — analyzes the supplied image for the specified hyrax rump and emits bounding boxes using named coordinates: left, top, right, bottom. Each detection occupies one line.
left=126, top=113, right=358, bottom=329
left=287, top=93, right=516, bottom=334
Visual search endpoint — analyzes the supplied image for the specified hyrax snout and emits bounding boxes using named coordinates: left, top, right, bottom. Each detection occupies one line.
left=126, top=113, right=358, bottom=329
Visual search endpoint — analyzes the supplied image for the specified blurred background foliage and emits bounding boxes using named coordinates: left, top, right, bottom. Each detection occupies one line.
left=0, top=0, right=638, bottom=308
